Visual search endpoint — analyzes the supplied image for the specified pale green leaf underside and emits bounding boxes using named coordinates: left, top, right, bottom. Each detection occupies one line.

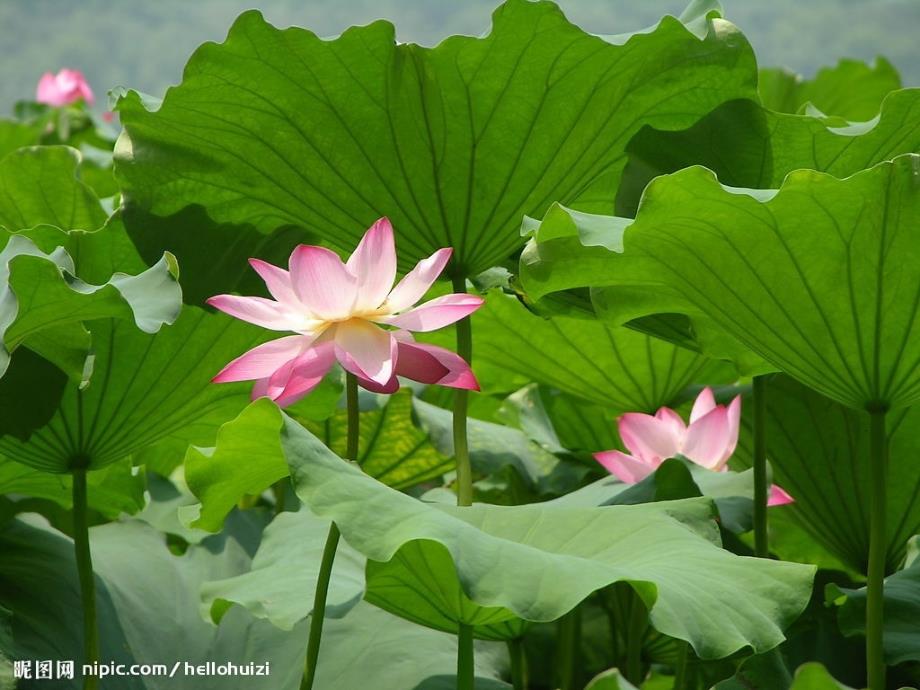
left=201, top=509, right=366, bottom=631
left=0, top=514, right=307, bottom=690
left=0, top=307, right=264, bottom=473
left=468, top=291, right=725, bottom=411
left=282, top=413, right=814, bottom=658
left=734, top=375, right=920, bottom=574
left=0, top=231, right=181, bottom=380
left=114, top=0, right=756, bottom=275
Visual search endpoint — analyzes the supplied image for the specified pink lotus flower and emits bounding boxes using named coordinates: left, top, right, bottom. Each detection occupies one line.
left=594, top=388, right=793, bottom=506
left=35, top=69, right=94, bottom=107
left=209, top=218, right=483, bottom=406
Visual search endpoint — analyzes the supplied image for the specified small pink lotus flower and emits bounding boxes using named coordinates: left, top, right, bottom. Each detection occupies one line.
left=208, top=218, right=483, bottom=406
left=36, top=69, right=94, bottom=107
left=594, top=388, right=793, bottom=506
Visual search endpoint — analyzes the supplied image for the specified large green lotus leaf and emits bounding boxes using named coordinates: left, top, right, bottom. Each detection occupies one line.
left=0, top=121, right=38, bottom=160
left=314, top=601, right=510, bottom=690
left=759, top=57, right=901, bottom=121
left=521, top=92, right=920, bottom=374
left=307, top=388, right=451, bottom=489
left=829, top=554, right=920, bottom=665
left=183, top=392, right=453, bottom=532
left=0, top=229, right=181, bottom=381
left=732, top=376, right=920, bottom=574
left=0, top=456, right=144, bottom=518
left=530, top=156, right=920, bottom=411
left=0, top=148, right=181, bottom=382
left=585, top=669, right=639, bottom=690
left=615, top=88, right=920, bottom=217
left=201, top=508, right=365, bottom=631
left=0, top=146, right=105, bottom=232
left=438, top=290, right=728, bottom=410
left=0, top=305, right=264, bottom=473
left=114, top=0, right=757, bottom=276
left=283, top=414, right=814, bottom=658
left=0, top=513, right=309, bottom=690
left=787, top=665, right=859, bottom=690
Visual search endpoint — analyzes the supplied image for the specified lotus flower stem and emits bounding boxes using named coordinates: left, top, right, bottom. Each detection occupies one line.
left=752, top=375, right=769, bottom=557
left=452, top=275, right=474, bottom=507
left=72, top=468, right=99, bottom=690
left=625, top=594, right=647, bottom=685
left=457, top=623, right=475, bottom=690
left=866, top=407, right=888, bottom=690
left=673, top=641, right=692, bottom=690
left=507, top=637, right=527, bottom=690
left=301, top=373, right=359, bottom=690
left=556, top=607, right=580, bottom=689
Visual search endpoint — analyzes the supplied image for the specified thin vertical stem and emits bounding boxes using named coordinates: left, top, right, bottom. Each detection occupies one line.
left=452, top=274, right=473, bottom=508
left=301, top=373, right=359, bottom=690
left=507, top=637, right=527, bottom=690
left=624, top=594, right=647, bottom=686
left=673, top=641, right=691, bottom=690
left=457, top=623, right=475, bottom=690
left=866, top=407, right=888, bottom=690
left=452, top=274, right=476, bottom=685
left=556, top=608, right=581, bottom=690
left=752, top=375, right=769, bottom=558
left=72, top=468, right=99, bottom=690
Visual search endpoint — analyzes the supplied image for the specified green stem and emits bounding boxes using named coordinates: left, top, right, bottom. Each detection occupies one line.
left=452, top=274, right=473, bottom=508
left=673, top=641, right=691, bottom=690
left=72, top=468, right=99, bottom=690
left=625, top=595, right=647, bottom=686
left=866, top=407, right=888, bottom=690
left=507, top=637, right=527, bottom=690
left=556, top=607, right=581, bottom=690
left=752, top=375, right=769, bottom=558
left=301, top=374, right=359, bottom=690
left=457, top=623, right=475, bottom=690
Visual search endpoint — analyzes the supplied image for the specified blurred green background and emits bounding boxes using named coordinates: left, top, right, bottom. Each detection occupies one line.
left=1, top=0, right=918, bottom=112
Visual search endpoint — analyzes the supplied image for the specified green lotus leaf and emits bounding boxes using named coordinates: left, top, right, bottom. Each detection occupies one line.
left=0, top=304, right=264, bottom=473
left=0, top=513, right=310, bottom=690
left=201, top=508, right=366, bottom=631
left=308, top=389, right=451, bottom=489
left=427, top=291, right=729, bottom=411
left=314, top=601, right=510, bottom=690
left=829, top=552, right=920, bottom=665
left=585, top=669, right=639, bottom=690
left=759, top=57, right=901, bottom=121
left=114, top=0, right=757, bottom=276
left=527, top=156, right=920, bottom=411
left=282, top=413, right=814, bottom=658
left=733, top=375, right=920, bottom=574
left=183, top=391, right=453, bottom=533
left=615, top=88, right=920, bottom=218
left=0, top=229, right=181, bottom=381
left=0, top=456, right=144, bottom=518
left=0, top=146, right=105, bottom=232
left=788, top=663, right=858, bottom=690
left=0, top=149, right=181, bottom=382
left=0, top=121, right=39, bottom=160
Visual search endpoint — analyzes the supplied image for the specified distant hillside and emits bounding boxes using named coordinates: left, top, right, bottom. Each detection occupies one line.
left=1, top=0, right=917, bottom=112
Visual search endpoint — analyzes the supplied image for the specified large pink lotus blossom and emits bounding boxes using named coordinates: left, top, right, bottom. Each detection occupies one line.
left=35, top=69, right=94, bottom=107
left=209, top=218, right=483, bottom=406
left=594, top=387, right=793, bottom=506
